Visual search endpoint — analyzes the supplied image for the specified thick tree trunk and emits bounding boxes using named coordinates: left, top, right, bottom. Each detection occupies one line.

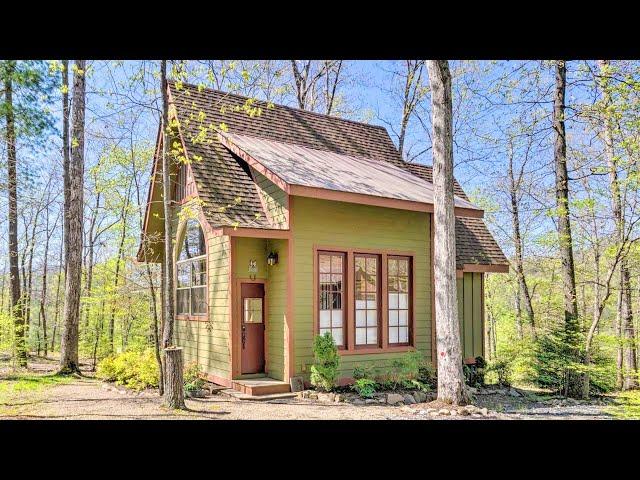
left=553, top=60, right=581, bottom=397
left=59, top=60, right=86, bottom=375
left=427, top=60, right=468, bottom=405
left=163, top=347, right=185, bottom=409
left=4, top=61, right=27, bottom=367
left=160, top=60, right=184, bottom=408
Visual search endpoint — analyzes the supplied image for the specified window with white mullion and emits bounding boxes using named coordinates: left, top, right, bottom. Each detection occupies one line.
left=388, top=256, right=411, bottom=345
left=354, top=254, right=380, bottom=347
left=318, top=252, right=345, bottom=347
left=175, top=219, right=207, bottom=316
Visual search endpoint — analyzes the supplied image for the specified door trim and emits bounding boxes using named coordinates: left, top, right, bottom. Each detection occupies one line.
left=233, top=278, right=268, bottom=379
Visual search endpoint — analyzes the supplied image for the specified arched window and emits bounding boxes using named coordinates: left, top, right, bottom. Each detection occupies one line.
left=176, top=219, right=207, bottom=316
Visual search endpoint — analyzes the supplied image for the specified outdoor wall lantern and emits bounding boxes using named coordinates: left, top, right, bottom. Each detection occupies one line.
left=267, top=251, right=279, bottom=266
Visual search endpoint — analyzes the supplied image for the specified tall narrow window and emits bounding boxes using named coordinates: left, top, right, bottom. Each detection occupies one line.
left=388, top=256, right=411, bottom=345
left=176, top=219, right=207, bottom=316
left=318, top=251, right=346, bottom=347
left=354, top=254, right=380, bottom=347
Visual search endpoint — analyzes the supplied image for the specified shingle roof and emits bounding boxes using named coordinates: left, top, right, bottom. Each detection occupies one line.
left=221, top=132, right=481, bottom=212
left=168, top=81, right=507, bottom=269
left=405, top=164, right=509, bottom=269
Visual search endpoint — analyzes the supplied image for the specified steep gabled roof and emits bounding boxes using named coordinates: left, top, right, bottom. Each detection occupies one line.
left=141, top=81, right=507, bottom=270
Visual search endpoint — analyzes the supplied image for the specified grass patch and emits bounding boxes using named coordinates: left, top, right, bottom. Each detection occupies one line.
left=605, top=391, right=640, bottom=419
left=0, top=373, right=72, bottom=404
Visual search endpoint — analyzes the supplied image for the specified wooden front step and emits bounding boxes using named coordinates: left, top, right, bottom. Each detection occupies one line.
left=231, top=378, right=291, bottom=396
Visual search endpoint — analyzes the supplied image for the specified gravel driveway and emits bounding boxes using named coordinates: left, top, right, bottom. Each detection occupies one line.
left=0, top=357, right=618, bottom=420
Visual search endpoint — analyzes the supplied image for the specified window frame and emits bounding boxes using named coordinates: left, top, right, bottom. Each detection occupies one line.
left=353, top=253, right=382, bottom=349
left=387, top=255, right=413, bottom=347
left=314, top=247, right=415, bottom=355
left=175, top=220, right=208, bottom=320
left=316, top=250, right=347, bottom=349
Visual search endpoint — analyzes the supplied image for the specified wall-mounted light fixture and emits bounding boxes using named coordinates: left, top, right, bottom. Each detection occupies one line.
left=267, top=251, right=279, bottom=266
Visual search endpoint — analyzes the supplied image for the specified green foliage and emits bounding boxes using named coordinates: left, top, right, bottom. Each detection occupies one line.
left=352, top=364, right=376, bottom=381
left=464, top=357, right=486, bottom=387
left=378, top=350, right=428, bottom=390
left=310, top=332, right=340, bottom=392
left=352, top=378, right=377, bottom=398
left=183, top=361, right=204, bottom=392
left=487, top=358, right=512, bottom=387
left=96, top=349, right=159, bottom=391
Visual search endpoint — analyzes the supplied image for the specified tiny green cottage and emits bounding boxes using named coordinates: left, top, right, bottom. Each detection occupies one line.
left=139, top=82, right=508, bottom=395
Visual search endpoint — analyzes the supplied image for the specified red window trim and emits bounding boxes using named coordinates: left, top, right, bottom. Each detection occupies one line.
left=317, top=250, right=347, bottom=349
left=387, top=255, right=413, bottom=347
left=314, top=247, right=416, bottom=354
left=353, top=253, right=382, bottom=349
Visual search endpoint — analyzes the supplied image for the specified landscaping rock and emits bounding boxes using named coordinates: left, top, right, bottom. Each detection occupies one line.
left=438, top=408, right=451, bottom=416
left=480, top=407, right=488, bottom=416
left=417, top=410, right=428, bottom=416
left=334, top=394, right=344, bottom=403
left=352, top=398, right=366, bottom=406
left=403, top=394, right=416, bottom=404
left=308, top=393, right=318, bottom=400
left=413, top=391, right=427, bottom=403
left=317, top=393, right=335, bottom=403
left=386, top=393, right=405, bottom=405
left=365, top=398, right=378, bottom=404
left=429, top=411, right=439, bottom=417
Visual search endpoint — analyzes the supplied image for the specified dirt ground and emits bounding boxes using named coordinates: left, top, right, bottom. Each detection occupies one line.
left=0, top=356, right=620, bottom=420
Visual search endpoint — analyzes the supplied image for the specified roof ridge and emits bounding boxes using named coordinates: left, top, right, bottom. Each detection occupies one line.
left=168, top=80, right=389, bottom=132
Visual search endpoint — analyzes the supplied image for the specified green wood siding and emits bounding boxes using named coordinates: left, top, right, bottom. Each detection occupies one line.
left=234, top=237, right=267, bottom=280
left=251, top=168, right=288, bottom=228
left=457, top=272, right=484, bottom=360
left=265, top=239, right=287, bottom=380
left=175, top=216, right=232, bottom=379
left=291, top=196, right=432, bottom=379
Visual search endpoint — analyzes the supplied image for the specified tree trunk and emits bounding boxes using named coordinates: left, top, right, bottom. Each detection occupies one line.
left=553, top=60, right=581, bottom=397
left=160, top=60, right=184, bottom=408
left=62, top=60, right=71, bottom=279
left=598, top=60, right=637, bottom=390
left=508, top=147, right=535, bottom=337
left=51, top=228, right=64, bottom=352
left=59, top=60, right=86, bottom=375
left=4, top=61, right=27, bottom=367
left=427, top=60, right=468, bottom=405
left=163, top=347, right=185, bottom=409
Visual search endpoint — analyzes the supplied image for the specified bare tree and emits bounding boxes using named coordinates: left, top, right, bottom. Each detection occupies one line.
left=160, top=60, right=185, bottom=409
left=428, top=60, right=468, bottom=405
left=3, top=60, right=27, bottom=367
left=59, top=60, right=86, bottom=374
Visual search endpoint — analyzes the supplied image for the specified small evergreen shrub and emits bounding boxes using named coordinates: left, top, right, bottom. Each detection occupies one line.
left=353, top=364, right=376, bottom=381
left=353, top=378, right=377, bottom=398
left=96, top=348, right=159, bottom=391
left=310, top=332, right=340, bottom=391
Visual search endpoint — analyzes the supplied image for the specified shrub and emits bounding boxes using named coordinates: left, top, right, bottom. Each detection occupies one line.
left=353, top=378, right=377, bottom=398
left=353, top=364, right=376, bottom=381
left=96, top=348, right=159, bottom=391
left=310, top=332, right=340, bottom=392
left=487, top=358, right=512, bottom=387
left=183, top=361, right=205, bottom=392
left=464, top=356, right=487, bottom=387
left=379, top=350, right=428, bottom=390
left=532, top=323, right=585, bottom=396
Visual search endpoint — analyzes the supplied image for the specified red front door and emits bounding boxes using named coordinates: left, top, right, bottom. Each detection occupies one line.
left=241, top=283, right=265, bottom=374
